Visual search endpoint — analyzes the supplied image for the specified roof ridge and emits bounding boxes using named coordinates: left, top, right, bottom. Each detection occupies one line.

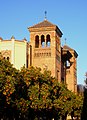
left=29, top=19, right=56, bottom=28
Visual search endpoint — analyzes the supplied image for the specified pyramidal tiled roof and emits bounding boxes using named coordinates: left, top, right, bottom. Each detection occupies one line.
left=63, top=45, right=73, bottom=51
left=28, top=19, right=63, bottom=37
left=29, top=20, right=56, bottom=28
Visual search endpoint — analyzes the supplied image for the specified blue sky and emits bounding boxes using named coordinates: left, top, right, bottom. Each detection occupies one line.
left=0, top=0, right=87, bottom=84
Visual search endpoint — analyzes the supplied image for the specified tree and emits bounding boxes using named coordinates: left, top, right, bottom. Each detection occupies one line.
left=20, top=66, right=53, bottom=119
left=0, top=54, right=83, bottom=120
left=52, top=81, right=72, bottom=119
left=0, top=53, right=19, bottom=119
left=71, top=94, right=83, bottom=120
left=81, top=74, right=87, bottom=120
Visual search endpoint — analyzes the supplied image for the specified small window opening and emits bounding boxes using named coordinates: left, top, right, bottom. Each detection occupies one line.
left=7, top=57, right=9, bottom=61
left=41, top=35, right=45, bottom=48
left=46, top=35, right=50, bottom=47
left=66, top=60, right=70, bottom=67
left=35, top=35, right=39, bottom=48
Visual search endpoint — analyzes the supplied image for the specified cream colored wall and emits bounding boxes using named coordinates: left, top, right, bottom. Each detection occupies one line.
left=14, top=41, right=27, bottom=69
left=0, top=40, right=27, bottom=69
left=0, top=41, right=12, bottom=50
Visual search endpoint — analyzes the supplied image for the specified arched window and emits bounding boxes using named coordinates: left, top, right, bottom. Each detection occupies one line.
left=35, top=35, right=39, bottom=48
left=66, top=60, right=70, bottom=68
left=7, top=57, right=10, bottom=61
left=46, top=35, right=51, bottom=47
left=41, top=35, right=45, bottom=48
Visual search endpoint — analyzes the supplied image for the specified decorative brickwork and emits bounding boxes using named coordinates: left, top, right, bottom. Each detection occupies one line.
left=34, top=48, right=51, bottom=58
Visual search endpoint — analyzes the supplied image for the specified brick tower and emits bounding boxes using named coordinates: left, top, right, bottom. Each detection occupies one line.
left=28, top=19, right=63, bottom=82
left=63, top=45, right=78, bottom=93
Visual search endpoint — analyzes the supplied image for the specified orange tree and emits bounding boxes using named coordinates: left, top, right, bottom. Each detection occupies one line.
left=20, top=66, right=53, bottom=119
left=81, top=76, right=87, bottom=120
left=20, top=66, right=78, bottom=119
left=0, top=54, right=19, bottom=119
left=52, top=80, right=83, bottom=120
left=0, top=54, right=83, bottom=120
left=52, top=81, right=73, bottom=119
left=16, top=66, right=83, bottom=120
left=71, top=94, right=83, bottom=120
left=13, top=67, right=31, bottom=119
left=0, top=55, right=30, bottom=119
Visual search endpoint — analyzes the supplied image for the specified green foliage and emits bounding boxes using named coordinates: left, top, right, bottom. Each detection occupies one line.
left=81, top=85, right=87, bottom=119
left=0, top=54, right=19, bottom=119
left=0, top=55, right=83, bottom=119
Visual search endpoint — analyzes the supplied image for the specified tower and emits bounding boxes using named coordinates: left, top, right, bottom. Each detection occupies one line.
left=63, top=45, right=78, bottom=92
left=28, top=19, right=63, bottom=82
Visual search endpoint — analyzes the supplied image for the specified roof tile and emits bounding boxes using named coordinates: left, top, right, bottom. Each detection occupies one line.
left=29, top=20, right=56, bottom=28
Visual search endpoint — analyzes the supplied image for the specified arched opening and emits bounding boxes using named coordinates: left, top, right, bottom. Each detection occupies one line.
left=7, top=57, right=10, bottom=61
left=46, top=35, right=51, bottom=47
left=35, top=35, right=39, bottom=48
left=66, top=60, right=70, bottom=68
left=41, top=35, right=45, bottom=48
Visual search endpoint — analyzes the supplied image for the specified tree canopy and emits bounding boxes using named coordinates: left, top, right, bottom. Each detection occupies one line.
left=0, top=54, right=83, bottom=120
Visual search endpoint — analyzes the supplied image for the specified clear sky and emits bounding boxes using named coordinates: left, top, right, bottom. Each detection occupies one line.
left=0, top=0, right=87, bottom=84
